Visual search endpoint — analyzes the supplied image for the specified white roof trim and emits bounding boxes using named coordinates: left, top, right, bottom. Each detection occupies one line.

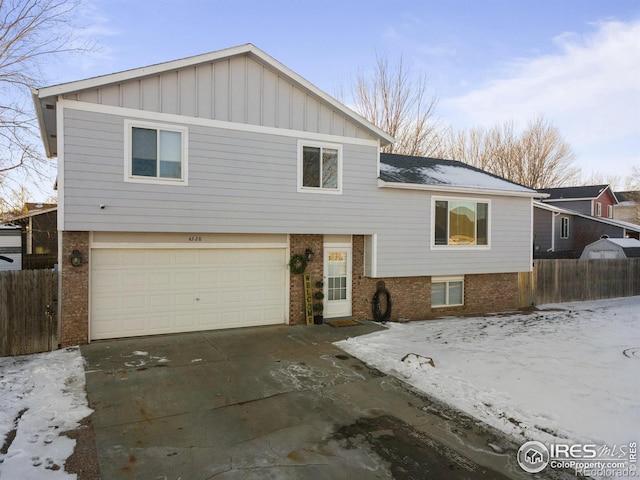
left=33, top=43, right=394, bottom=147
left=378, top=179, right=541, bottom=198
left=533, top=201, right=640, bottom=232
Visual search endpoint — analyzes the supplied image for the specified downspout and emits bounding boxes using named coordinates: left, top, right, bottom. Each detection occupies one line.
left=547, top=212, right=560, bottom=252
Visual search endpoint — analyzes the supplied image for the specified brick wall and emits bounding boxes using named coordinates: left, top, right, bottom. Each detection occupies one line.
left=60, top=231, right=90, bottom=346
left=289, top=234, right=323, bottom=325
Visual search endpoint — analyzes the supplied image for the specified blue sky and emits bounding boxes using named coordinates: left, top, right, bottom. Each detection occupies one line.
left=47, top=0, right=640, bottom=187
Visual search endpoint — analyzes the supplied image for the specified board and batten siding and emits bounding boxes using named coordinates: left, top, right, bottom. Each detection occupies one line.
left=63, top=54, right=376, bottom=143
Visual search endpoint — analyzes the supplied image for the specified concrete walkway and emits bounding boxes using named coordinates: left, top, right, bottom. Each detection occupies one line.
left=81, top=322, right=534, bottom=479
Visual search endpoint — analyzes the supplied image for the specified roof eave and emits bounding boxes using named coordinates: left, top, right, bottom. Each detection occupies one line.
left=31, top=90, right=55, bottom=158
left=378, top=179, right=541, bottom=198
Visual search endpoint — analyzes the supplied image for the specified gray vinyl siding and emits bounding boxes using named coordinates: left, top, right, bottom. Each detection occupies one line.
left=544, top=200, right=591, bottom=216
left=62, top=106, right=533, bottom=276
left=371, top=192, right=533, bottom=276
left=533, top=207, right=552, bottom=252
left=62, top=108, right=383, bottom=234
left=65, top=54, right=375, bottom=142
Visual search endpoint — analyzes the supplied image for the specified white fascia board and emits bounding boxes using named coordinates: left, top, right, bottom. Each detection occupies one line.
left=378, top=179, right=541, bottom=198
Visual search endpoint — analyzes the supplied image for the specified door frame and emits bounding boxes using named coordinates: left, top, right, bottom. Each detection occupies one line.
left=323, top=238, right=352, bottom=318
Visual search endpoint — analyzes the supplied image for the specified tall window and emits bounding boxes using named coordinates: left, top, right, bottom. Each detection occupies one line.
left=126, top=121, right=187, bottom=184
left=596, top=202, right=602, bottom=217
left=433, top=199, right=489, bottom=246
left=561, top=217, right=570, bottom=239
left=607, top=205, right=613, bottom=218
left=298, top=141, right=342, bottom=193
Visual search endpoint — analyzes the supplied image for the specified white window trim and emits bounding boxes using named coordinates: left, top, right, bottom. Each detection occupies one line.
left=431, top=275, right=465, bottom=308
left=595, top=202, right=602, bottom=217
left=297, top=140, right=343, bottom=195
left=560, top=216, right=570, bottom=239
left=607, top=204, right=613, bottom=218
left=124, top=119, right=189, bottom=186
left=431, top=196, right=491, bottom=250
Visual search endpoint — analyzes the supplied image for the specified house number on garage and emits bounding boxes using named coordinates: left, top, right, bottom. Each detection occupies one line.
left=189, top=236, right=202, bottom=242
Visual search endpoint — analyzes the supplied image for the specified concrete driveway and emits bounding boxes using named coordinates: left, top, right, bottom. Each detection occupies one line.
left=81, top=322, right=530, bottom=479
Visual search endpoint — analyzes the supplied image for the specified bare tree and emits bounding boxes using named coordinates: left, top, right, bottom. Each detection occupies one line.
left=0, top=0, right=89, bottom=198
left=437, top=116, right=580, bottom=189
left=351, top=55, right=441, bottom=156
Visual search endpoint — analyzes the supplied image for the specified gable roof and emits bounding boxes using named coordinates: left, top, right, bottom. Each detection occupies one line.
left=32, top=43, right=394, bottom=157
left=615, top=191, right=639, bottom=205
left=538, top=185, right=618, bottom=203
left=379, top=153, right=538, bottom=197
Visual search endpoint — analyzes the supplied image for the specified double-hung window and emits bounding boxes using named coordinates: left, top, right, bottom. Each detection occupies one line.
left=125, top=120, right=188, bottom=185
left=432, top=276, right=464, bottom=307
left=433, top=198, right=489, bottom=247
left=298, top=141, right=342, bottom=194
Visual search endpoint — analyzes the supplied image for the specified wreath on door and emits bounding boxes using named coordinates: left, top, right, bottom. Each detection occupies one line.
left=288, top=254, right=308, bottom=274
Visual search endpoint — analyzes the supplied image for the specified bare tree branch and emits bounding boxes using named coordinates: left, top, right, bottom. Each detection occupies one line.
left=352, top=54, right=441, bottom=157
left=0, top=0, right=90, bottom=202
left=436, top=115, right=580, bottom=189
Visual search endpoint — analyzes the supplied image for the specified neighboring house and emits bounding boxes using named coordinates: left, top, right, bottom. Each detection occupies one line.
left=538, top=185, right=618, bottom=219
left=1, top=204, right=58, bottom=270
left=614, top=191, right=640, bottom=225
left=533, top=201, right=640, bottom=258
left=32, top=44, right=540, bottom=346
left=580, top=238, right=640, bottom=259
left=0, top=226, right=22, bottom=271
left=2, top=203, right=58, bottom=254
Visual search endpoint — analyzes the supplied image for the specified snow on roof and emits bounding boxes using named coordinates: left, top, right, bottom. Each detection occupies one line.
left=607, top=238, right=640, bottom=248
left=380, top=153, right=535, bottom=194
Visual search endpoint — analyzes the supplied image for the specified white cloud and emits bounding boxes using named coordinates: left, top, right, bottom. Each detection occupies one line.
left=441, top=20, right=640, bottom=178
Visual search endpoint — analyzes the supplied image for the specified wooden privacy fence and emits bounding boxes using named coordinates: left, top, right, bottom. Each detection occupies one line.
left=0, top=270, right=58, bottom=356
left=519, top=258, right=640, bottom=307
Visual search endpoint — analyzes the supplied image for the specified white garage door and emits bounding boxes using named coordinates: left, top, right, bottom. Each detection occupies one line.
left=91, top=248, right=287, bottom=340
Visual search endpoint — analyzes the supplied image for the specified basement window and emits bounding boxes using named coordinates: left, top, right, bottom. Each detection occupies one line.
left=432, top=276, right=464, bottom=307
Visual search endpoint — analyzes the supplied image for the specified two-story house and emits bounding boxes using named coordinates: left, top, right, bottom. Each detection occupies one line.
left=33, top=44, right=539, bottom=346
left=538, top=185, right=618, bottom=219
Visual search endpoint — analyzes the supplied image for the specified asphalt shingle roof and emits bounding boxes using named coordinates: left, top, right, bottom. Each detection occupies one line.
left=537, top=185, right=609, bottom=200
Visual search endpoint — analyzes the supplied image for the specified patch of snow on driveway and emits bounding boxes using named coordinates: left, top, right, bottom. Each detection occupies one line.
left=336, top=296, right=640, bottom=447
left=0, top=347, right=92, bottom=479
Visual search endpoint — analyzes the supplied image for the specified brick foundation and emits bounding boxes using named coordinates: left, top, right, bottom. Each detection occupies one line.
left=352, top=235, right=520, bottom=321
left=60, top=231, right=90, bottom=346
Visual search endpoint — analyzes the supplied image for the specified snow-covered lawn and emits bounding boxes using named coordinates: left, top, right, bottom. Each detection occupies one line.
left=0, top=347, right=91, bottom=479
left=337, top=296, right=640, bottom=448
left=1, top=297, right=638, bottom=478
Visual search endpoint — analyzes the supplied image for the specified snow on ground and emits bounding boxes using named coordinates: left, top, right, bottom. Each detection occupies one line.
left=0, top=347, right=92, bottom=479
left=336, top=296, right=640, bottom=448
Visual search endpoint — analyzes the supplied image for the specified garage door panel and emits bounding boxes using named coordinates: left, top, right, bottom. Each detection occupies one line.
left=91, top=248, right=286, bottom=340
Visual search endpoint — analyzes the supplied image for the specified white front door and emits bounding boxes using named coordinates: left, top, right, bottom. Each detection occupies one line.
left=324, top=247, right=352, bottom=318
